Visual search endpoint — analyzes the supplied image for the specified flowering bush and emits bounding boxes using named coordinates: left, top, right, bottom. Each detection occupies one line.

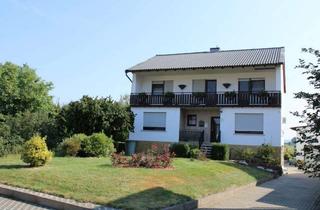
left=111, top=144, right=174, bottom=168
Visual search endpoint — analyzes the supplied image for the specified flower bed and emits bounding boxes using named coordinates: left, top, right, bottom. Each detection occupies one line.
left=111, top=144, right=175, bottom=168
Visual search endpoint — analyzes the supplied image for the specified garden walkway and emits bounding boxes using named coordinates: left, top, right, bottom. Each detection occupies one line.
left=198, top=166, right=320, bottom=210
left=0, top=195, right=52, bottom=210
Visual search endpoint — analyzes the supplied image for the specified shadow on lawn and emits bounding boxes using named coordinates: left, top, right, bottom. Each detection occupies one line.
left=219, top=161, right=273, bottom=185
left=104, top=187, right=195, bottom=210
left=0, top=164, right=29, bottom=169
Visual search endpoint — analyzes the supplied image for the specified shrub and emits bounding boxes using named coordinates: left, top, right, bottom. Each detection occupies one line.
left=284, top=145, right=295, bottom=160
left=170, top=143, right=190, bottom=157
left=58, top=134, right=86, bottom=156
left=21, top=135, right=52, bottom=167
left=255, top=144, right=275, bottom=165
left=111, top=144, right=174, bottom=168
left=241, top=148, right=256, bottom=163
left=114, top=141, right=126, bottom=153
left=190, top=148, right=207, bottom=160
left=80, top=132, right=115, bottom=157
left=0, top=138, right=6, bottom=157
left=296, top=159, right=305, bottom=169
left=211, top=143, right=229, bottom=160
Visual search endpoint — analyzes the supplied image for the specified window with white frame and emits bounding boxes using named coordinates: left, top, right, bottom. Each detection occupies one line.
left=143, top=112, right=166, bottom=131
left=235, top=113, right=263, bottom=134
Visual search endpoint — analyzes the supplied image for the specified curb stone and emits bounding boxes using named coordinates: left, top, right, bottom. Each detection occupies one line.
left=0, top=184, right=117, bottom=210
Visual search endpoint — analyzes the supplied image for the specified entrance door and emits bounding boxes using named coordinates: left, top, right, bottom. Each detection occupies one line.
left=210, top=117, right=220, bottom=142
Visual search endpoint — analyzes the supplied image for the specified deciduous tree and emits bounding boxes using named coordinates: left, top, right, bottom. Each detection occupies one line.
left=293, top=48, right=320, bottom=177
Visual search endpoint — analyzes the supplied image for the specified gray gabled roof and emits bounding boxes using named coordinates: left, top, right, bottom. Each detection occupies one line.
left=126, top=47, right=285, bottom=72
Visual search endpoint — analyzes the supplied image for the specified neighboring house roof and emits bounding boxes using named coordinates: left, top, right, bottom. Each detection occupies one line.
left=126, top=47, right=285, bottom=72
left=291, top=125, right=307, bottom=131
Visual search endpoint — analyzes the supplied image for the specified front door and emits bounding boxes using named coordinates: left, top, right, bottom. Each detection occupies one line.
left=210, top=117, right=220, bottom=142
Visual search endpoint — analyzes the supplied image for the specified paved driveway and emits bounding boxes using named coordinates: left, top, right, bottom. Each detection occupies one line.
left=0, top=195, right=52, bottom=210
left=198, top=166, right=320, bottom=210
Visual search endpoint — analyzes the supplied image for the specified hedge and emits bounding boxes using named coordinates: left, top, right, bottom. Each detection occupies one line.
left=211, top=143, right=229, bottom=160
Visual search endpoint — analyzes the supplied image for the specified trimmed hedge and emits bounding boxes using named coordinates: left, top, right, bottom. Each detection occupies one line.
left=211, top=143, right=229, bottom=160
left=170, top=143, right=190, bottom=157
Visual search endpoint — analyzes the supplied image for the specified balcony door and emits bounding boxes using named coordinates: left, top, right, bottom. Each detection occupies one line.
left=206, top=80, right=217, bottom=105
left=205, top=80, right=217, bottom=93
left=238, top=79, right=265, bottom=92
left=238, top=79, right=265, bottom=105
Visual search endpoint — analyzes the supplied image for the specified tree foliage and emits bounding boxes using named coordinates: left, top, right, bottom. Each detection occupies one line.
left=293, top=48, right=320, bottom=178
left=0, top=62, right=54, bottom=115
left=0, top=62, right=56, bottom=152
left=57, top=96, right=134, bottom=142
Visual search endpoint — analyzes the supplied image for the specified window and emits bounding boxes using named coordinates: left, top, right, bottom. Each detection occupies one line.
left=187, top=115, right=197, bottom=126
left=152, top=81, right=164, bottom=95
left=238, top=79, right=265, bottom=92
left=143, top=112, right=166, bottom=131
left=251, top=80, right=265, bottom=92
left=192, top=80, right=205, bottom=92
left=235, top=113, right=263, bottom=134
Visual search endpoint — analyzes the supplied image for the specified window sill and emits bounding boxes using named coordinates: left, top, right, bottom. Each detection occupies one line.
left=234, top=131, right=264, bottom=135
left=142, top=130, right=166, bottom=132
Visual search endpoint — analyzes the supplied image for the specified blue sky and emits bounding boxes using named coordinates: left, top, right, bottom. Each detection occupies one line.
left=1, top=0, right=319, bottom=140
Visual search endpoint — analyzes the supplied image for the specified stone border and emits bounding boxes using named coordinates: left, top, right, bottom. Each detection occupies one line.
left=0, top=175, right=277, bottom=210
left=0, top=184, right=115, bottom=210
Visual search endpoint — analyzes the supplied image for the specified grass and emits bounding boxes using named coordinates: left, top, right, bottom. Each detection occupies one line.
left=0, top=155, right=272, bottom=209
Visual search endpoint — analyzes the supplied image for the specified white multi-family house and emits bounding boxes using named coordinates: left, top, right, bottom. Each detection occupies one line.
left=125, top=47, right=285, bottom=161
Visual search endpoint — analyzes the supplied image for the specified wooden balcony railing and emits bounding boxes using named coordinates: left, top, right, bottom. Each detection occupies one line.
left=130, top=91, right=281, bottom=107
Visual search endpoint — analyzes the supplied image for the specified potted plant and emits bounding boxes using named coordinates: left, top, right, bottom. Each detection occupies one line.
left=258, top=90, right=269, bottom=97
left=163, top=92, right=175, bottom=105
left=224, top=91, right=236, bottom=99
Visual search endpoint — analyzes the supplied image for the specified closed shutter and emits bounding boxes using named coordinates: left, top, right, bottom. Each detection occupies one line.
left=143, top=112, right=166, bottom=131
left=164, top=80, right=173, bottom=92
left=235, top=113, right=263, bottom=134
left=192, top=80, right=205, bottom=92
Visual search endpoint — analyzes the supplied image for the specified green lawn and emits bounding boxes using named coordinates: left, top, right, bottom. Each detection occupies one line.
left=0, top=155, right=272, bottom=209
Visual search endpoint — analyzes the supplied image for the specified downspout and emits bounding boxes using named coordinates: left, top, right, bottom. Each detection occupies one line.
left=125, top=70, right=132, bottom=83
left=282, top=63, right=286, bottom=93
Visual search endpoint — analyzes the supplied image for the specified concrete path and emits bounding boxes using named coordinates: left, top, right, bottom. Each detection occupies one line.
left=0, top=195, right=52, bottom=210
left=198, top=166, right=320, bottom=210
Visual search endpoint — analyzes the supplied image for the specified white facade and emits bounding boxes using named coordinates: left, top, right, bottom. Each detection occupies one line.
left=129, top=107, right=181, bottom=142
left=220, top=107, right=282, bottom=146
left=132, top=66, right=283, bottom=93
left=128, top=62, right=285, bottom=149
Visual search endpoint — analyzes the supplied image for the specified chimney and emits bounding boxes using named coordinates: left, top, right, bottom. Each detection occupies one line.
left=210, top=47, right=220, bottom=53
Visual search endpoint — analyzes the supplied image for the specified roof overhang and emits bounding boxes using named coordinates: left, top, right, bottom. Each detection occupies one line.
left=125, top=63, right=283, bottom=73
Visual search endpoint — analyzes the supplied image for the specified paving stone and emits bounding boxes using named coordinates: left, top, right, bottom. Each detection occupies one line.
left=197, top=166, right=320, bottom=210
left=0, top=195, right=52, bottom=210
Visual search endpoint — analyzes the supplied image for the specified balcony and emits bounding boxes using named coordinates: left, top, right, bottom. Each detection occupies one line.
left=130, top=91, right=281, bottom=107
